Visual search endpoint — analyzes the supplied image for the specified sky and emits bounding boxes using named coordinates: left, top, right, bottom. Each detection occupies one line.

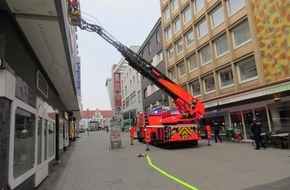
left=77, top=0, right=161, bottom=110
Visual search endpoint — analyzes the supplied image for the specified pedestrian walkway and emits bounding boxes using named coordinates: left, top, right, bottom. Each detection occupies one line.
left=37, top=131, right=290, bottom=190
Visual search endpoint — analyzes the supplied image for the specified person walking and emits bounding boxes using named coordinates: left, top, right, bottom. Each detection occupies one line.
left=212, top=119, right=222, bottom=143
left=251, top=117, right=262, bottom=150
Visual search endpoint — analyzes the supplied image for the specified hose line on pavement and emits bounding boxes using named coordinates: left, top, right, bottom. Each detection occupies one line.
left=146, top=154, right=199, bottom=190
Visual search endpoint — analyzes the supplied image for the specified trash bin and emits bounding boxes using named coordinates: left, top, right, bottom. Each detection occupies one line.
left=226, top=126, right=234, bottom=141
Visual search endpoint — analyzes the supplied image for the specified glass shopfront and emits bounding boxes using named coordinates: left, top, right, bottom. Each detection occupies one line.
left=13, top=108, right=35, bottom=178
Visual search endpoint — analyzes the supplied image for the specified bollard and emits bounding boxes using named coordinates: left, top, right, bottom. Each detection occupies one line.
left=205, top=125, right=211, bottom=146
left=129, top=127, right=134, bottom=145
left=145, top=128, right=151, bottom=151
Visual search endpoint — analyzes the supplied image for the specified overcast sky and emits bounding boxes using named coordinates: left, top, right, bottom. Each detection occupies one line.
left=77, top=0, right=161, bottom=111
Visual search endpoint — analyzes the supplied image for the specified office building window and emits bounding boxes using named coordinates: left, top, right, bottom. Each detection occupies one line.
left=166, top=26, right=172, bottom=40
left=194, top=0, right=204, bottom=13
left=174, top=17, right=181, bottom=33
left=211, top=5, right=224, bottom=28
left=219, top=67, right=234, bottom=88
left=178, top=61, right=186, bottom=77
left=237, top=57, right=258, bottom=82
left=171, top=0, right=179, bottom=12
left=156, top=31, right=161, bottom=44
left=167, top=46, right=174, bottom=60
left=148, top=42, right=151, bottom=55
left=204, top=75, right=215, bottom=93
left=164, top=6, right=170, bottom=21
left=183, top=6, right=192, bottom=24
left=232, top=21, right=251, bottom=48
left=200, top=44, right=212, bottom=65
left=187, top=54, right=197, bottom=72
left=185, top=29, right=194, bottom=47
left=190, top=81, right=201, bottom=96
left=227, top=0, right=245, bottom=15
left=175, top=38, right=183, bottom=54
left=157, top=51, right=163, bottom=63
left=169, top=68, right=176, bottom=80
left=214, top=34, right=229, bottom=57
left=197, top=19, right=208, bottom=38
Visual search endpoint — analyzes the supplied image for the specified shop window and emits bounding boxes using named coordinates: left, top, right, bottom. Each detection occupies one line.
left=14, top=108, right=36, bottom=178
left=38, top=117, right=42, bottom=164
left=48, top=121, right=55, bottom=157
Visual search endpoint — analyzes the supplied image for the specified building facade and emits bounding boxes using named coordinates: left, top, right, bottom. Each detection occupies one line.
left=138, top=18, right=169, bottom=113
left=114, top=46, right=143, bottom=129
left=0, top=1, right=81, bottom=189
left=160, top=0, right=290, bottom=139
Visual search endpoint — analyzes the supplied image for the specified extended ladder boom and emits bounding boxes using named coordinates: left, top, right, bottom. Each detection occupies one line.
left=67, top=2, right=204, bottom=122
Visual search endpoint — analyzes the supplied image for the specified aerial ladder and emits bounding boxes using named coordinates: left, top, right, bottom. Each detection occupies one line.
left=67, top=1, right=205, bottom=145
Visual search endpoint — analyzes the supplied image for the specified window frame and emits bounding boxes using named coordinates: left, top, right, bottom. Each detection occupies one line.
left=232, top=21, right=251, bottom=48
left=203, top=75, right=216, bottom=94
left=219, top=67, right=234, bottom=88
left=178, top=61, right=186, bottom=77
left=174, top=17, right=181, bottom=33
left=175, top=38, right=184, bottom=54
left=199, top=44, right=212, bottom=65
left=190, top=80, right=201, bottom=96
left=237, top=57, right=258, bottom=83
left=210, top=5, right=224, bottom=28
left=185, top=29, right=194, bottom=47
left=214, top=34, right=229, bottom=58
left=182, top=5, right=192, bottom=24
left=197, top=19, right=208, bottom=39
left=187, top=53, right=198, bottom=72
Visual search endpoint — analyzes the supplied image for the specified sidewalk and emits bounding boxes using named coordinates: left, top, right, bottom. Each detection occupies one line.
left=37, top=131, right=290, bottom=190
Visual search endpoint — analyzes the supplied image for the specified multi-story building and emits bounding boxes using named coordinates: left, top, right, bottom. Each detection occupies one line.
left=139, top=18, right=169, bottom=113
left=0, top=1, right=81, bottom=189
left=81, top=109, right=112, bottom=130
left=160, top=0, right=290, bottom=139
left=114, top=46, right=143, bottom=128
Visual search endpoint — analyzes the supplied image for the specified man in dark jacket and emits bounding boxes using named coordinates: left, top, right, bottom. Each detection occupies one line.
left=212, top=119, right=222, bottom=143
left=251, top=117, right=262, bottom=150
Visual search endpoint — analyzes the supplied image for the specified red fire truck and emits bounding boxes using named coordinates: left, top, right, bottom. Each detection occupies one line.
left=67, top=1, right=205, bottom=146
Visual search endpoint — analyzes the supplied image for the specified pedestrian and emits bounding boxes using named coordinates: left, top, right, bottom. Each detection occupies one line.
left=251, top=117, right=262, bottom=150
left=212, top=119, right=222, bottom=143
